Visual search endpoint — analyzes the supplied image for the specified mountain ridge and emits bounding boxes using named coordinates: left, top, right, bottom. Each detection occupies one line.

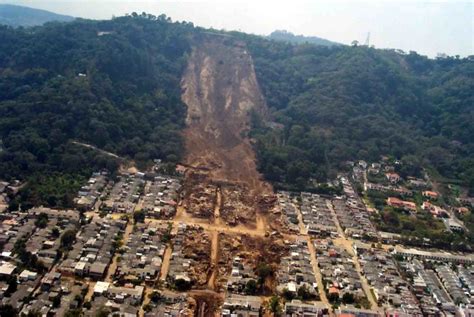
left=0, top=4, right=74, bottom=27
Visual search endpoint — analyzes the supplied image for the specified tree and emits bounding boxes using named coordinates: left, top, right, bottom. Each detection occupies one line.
left=256, top=263, right=273, bottom=280
left=35, top=213, right=49, bottom=228
left=328, top=292, right=340, bottom=303
left=51, top=227, right=60, bottom=238
left=244, top=279, right=258, bottom=295
left=297, top=284, right=312, bottom=300
left=174, top=278, right=192, bottom=291
left=342, top=292, right=355, bottom=304
left=268, top=296, right=281, bottom=316
left=5, top=276, right=17, bottom=296
left=149, top=290, right=162, bottom=303
left=25, top=310, right=42, bottom=317
left=0, top=305, right=18, bottom=317
left=60, top=229, right=77, bottom=249
left=143, top=304, right=152, bottom=312
left=52, top=295, right=61, bottom=308
left=133, top=210, right=145, bottom=223
left=282, top=288, right=295, bottom=300
left=95, top=307, right=110, bottom=317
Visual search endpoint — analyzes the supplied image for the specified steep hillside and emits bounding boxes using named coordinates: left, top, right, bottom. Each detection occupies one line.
left=0, top=14, right=193, bottom=208
left=0, top=4, right=74, bottom=27
left=240, top=36, right=474, bottom=192
left=182, top=35, right=268, bottom=189
left=0, top=14, right=472, bottom=209
left=181, top=34, right=273, bottom=228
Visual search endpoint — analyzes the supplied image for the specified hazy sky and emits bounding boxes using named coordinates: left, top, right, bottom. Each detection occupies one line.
left=2, top=0, right=473, bottom=57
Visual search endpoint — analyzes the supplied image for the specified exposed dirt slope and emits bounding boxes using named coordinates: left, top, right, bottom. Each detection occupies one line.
left=182, top=37, right=270, bottom=195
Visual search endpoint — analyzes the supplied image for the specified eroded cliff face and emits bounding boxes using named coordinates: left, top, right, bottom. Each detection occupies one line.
left=182, top=37, right=270, bottom=194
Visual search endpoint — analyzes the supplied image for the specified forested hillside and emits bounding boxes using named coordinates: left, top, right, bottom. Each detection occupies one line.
left=0, top=14, right=472, bottom=209
left=0, top=13, right=193, bottom=208
left=241, top=36, right=473, bottom=192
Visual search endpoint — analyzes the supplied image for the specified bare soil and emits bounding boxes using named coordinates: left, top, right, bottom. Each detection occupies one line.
left=181, top=36, right=273, bottom=227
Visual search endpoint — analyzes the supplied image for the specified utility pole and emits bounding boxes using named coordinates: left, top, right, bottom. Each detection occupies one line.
left=364, top=32, right=371, bottom=46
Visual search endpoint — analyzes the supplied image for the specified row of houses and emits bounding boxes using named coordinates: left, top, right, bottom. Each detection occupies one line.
left=114, top=222, right=169, bottom=284
left=394, top=246, right=474, bottom=264
left=435, top=265, right=471, bottom=305
left=75, top=172, right=108, bottom=211
left=357, top=246, right=422, bottom=315
left=315, top=239, right=366, bottom=305
left=300, top=193, right=338, bottom=237
left=141, top=175, right=181, bottom=219
left=277, top=191, right=299, bottom=233
left=402, top=258, right=458, bottom=315
left=88, top=281, right=144, bottom=316
left=335, top=177, right=378, bottom=239
left=58, top=217, right=125, bottom=279
left=226, top=256, right=258, bottom=294
left=276, top=238, right=318, bottom=298
left=102, top=174, right=145, bottom=214
left=0, top=208, right=80, bottom=311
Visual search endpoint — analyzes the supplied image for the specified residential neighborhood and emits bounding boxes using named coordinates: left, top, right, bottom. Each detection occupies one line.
left=0, top=159, right=472, bottom=317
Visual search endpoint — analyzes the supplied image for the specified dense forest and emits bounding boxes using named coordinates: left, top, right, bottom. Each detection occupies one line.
left=0, top=13, right=193, bottom=208
left=0, top=14, right=472, bottom=208
left=240, top=35, right=473, bottom=192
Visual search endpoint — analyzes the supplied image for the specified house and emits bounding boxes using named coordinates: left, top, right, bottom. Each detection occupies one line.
left=421, top=201, right=448, bottom=217
left=456, top=207, right=469, bottom=215
left=74, top=261, right=87, bottom=277
left=358, top=161, right=368, bottom=169
left=387, top=197, right=416, bottom=212
left=18, top=270, right=37, bottom=282
left=443, top=218, right=463, bottom=232
left=407, top=178, right=428, bottom=188
left=0, top=261, right=16, bottom=278
left=93, top=281, right=110, bottom=295
left=422, top=191, right=439, bottom=200
left=385, top=172, right=400, bottom=184
left=89, top=262, right=108, bottom=280
left=285, top=300, right=328, bottom=316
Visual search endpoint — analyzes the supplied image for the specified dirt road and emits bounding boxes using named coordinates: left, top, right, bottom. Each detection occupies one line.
left=326, top=200, right=380, bottom=310
left=207, top=230, right=219, bottom=290
left=105, top=218, right=133, bottom=282
left=159, top=222, right=179, bottom=281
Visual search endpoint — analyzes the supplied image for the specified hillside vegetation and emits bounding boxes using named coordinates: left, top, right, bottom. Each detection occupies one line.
left=0, top=13, right=193, bottom=208
left=0, top=14, right=472, bottom=208
left=241, top=36, right=473, bottom=192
